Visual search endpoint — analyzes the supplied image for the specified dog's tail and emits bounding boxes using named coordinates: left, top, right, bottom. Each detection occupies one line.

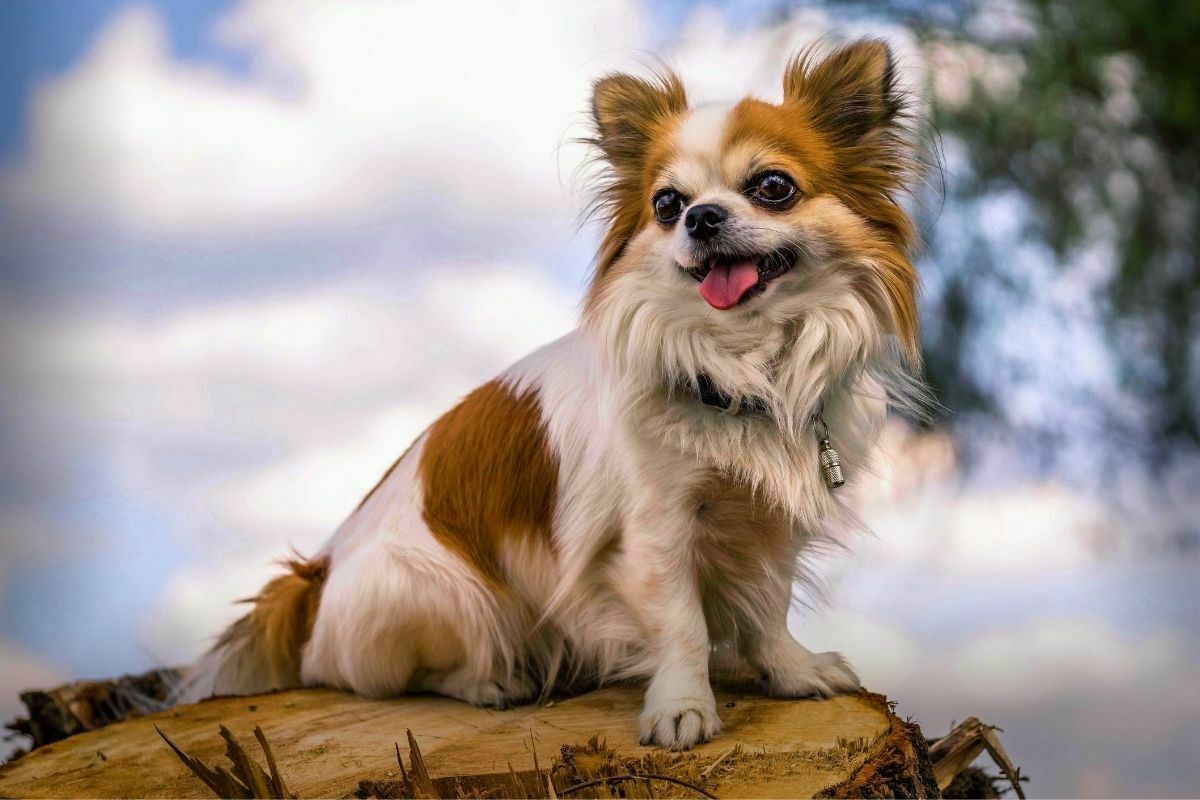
left=173, top=555, right=329, bottom=704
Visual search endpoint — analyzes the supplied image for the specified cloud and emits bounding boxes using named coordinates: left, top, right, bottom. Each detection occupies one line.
left=926, top=617, right=1187, bottom=706
left=798, top=609, right=1191, bottom=707
left=1, top=1, right=650, bottom=233
left=8, top=266, right=574, bottom=429
left=6, top=264, right=576, bottom=540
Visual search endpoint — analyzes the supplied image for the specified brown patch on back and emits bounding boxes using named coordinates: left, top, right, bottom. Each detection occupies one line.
left=217, top=556, right=329, bottom=690
left=418, top=379, right=558, bottom=584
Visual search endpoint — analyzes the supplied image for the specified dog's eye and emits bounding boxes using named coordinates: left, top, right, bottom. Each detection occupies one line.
left=748, top=172, right=797, bottom=206
left=653, top=190, right=684, bottom=223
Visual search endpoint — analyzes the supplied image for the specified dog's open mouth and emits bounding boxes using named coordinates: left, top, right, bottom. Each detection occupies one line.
left=684, top=248, right=798, bottom=310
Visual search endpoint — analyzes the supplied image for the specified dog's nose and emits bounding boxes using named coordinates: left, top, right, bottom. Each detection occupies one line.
left=685, top=204, right=727, bottom=241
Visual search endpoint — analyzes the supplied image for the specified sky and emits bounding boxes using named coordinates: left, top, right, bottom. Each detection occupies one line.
left=0, top=2, right=1198, bottom=796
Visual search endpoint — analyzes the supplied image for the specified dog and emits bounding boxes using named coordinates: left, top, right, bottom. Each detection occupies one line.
left=182, top=38, right=924, bottom=750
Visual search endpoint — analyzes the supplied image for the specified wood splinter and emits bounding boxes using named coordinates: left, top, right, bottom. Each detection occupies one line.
left=156, top=724, right=294, bottom=799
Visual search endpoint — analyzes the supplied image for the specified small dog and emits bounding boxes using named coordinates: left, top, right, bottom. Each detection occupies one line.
left=185, top=38, right=923, bottom=750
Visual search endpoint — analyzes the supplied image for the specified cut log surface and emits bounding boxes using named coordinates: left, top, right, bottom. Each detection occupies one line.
left=0, top=684, right=937, bottom=799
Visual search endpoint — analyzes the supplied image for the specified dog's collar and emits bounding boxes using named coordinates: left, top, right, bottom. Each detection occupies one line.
left=682, top=376, right=847, bottom=490
left=686, top=373, right=772, bottom=417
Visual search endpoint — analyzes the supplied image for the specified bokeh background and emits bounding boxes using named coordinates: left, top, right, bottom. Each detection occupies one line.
left=2, top=1, right=1197, bottom=796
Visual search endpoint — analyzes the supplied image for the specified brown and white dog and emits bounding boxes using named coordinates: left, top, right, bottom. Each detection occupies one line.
left=183, top=39, right=924, bottom=749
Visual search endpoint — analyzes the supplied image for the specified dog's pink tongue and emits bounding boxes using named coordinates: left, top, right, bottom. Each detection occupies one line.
left=699, top=260, right=760, bottom=310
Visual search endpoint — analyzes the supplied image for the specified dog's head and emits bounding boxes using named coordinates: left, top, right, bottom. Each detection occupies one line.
left=583, top=39, right=921, bottom=426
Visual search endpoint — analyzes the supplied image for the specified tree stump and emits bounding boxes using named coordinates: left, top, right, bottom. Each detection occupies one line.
left=1, top=682, right=938, bottom=798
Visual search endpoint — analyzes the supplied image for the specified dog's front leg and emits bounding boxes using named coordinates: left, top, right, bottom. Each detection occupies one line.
left=739, top=564, right=860, bottom=699
left=626, top=511, right=723, bottom=749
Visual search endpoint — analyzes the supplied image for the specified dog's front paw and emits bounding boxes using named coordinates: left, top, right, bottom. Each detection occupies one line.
left=638, top=695, right=723, bottom=750
left=638, top=674, right=722, bottom=750
left=762, top=650, right=860, bottom=699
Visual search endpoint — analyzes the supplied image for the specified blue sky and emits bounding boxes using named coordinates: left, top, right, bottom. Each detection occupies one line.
left=0, top=2, right=246, bottom=159
left=0, top=0, right=865, bottom=162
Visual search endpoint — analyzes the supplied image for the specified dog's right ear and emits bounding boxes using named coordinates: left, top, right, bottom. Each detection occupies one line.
left=591, top=72, right=687, bottom=175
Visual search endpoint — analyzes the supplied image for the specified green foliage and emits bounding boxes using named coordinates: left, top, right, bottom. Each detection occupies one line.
left=914, top=0, right=1200, bottom=451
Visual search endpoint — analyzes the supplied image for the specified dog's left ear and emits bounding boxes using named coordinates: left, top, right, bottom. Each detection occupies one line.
left=783, top=39, right=902, bottom=145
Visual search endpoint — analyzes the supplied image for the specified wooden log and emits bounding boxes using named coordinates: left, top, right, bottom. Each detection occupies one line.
left=4, top=669, right=180, bottom=750
left=927, top=717, right=1024, bottom=799
left=1, top=683, right=939, bottom=799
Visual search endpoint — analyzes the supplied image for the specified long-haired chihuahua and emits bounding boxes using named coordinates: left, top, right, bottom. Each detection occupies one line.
left=183, top=38, right=924, bottom=750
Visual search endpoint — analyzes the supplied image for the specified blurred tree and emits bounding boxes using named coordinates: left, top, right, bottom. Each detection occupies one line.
left=900, top=0, right=1200, bottom=461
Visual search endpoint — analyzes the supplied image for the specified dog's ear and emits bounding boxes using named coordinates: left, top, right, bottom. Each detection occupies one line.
left=591, top=72, right=687, bottom=174
left=783, top=39, right=902, bottom=145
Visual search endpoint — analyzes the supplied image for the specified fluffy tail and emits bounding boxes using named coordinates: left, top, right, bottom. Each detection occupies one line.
left=174, top=556, right=329, bottom=704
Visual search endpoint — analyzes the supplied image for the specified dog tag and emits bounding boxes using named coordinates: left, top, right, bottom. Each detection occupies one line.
left=817, top=437, right=844, bottom=489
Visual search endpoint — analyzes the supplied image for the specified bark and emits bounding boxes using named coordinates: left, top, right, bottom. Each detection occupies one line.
left=4, top=669, right=180, bottom=751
